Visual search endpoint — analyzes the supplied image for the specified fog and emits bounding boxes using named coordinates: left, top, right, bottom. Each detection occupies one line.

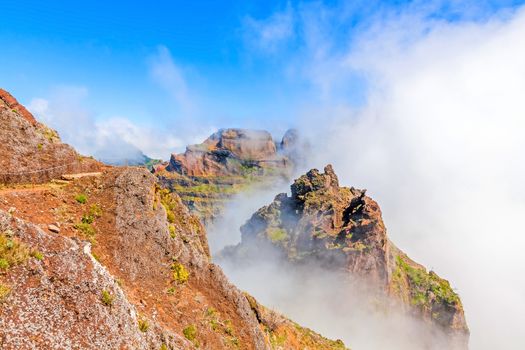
left=300, top=7, right=525, bottom=350
left=218, top=247, right=459, bottom=350
left=213, top=3, right=525, bottom=349
left=208, top=179, right=290, bottom=255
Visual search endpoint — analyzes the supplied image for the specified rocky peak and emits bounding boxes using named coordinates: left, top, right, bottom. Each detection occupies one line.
left=161, top=128, right=309, bottom=178
left=291, top=164, right=340, bottom=202
left=280, top=128, right=298, bottom=151
left=205, top=128, right=277, bottom=160
left=230, top=165, right=469, bottom=347
left=0, top=88, right=37, bottom=126
left=164, top=128, right=289, bottom=177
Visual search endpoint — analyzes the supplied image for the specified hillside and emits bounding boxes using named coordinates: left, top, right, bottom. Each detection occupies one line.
left=0, top=89, right=348, bottom=349
left=222, top=165, right=469, bottom=348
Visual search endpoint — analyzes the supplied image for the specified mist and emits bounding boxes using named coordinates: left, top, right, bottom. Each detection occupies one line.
left=208, top=179, right=290, bottom=255
left=27, top=85, right=188, bottom=161
left=213, top=3, right=525, bottom=350
left=298, top=6, right=525, bottom=350
left=218, top=246, right=460, bottom=350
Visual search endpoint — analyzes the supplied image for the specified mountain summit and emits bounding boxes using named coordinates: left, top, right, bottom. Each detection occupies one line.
left=165, top=128, right=295, bottom=177
left=155, top=128, right=300, bottom=225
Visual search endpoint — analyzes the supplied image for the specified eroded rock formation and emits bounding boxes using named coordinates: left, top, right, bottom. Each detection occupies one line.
left=227, top=165, right=469, bottom=348
left=165, top=128, right=289, bottom=177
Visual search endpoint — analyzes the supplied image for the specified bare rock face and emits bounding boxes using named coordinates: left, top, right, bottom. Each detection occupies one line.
left=206, top=129, right=277, bottom=160
left=0, top=89, right=37, bottom=126
left=0, top=89, right=100, bottom=184
left=157, top=128, right=300, bottom=225
left=165, top=128, right=288, bottom=177
left=230, top=165, right=469, bottom=347
left=0, top=211, right=190, bottom=350
left=280, top=128, right=298, bottom=151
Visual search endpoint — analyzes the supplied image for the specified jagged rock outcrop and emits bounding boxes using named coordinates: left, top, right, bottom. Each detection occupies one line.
left=227, top=165, right=469, bottom=348
left=0, top=88, right=101, bottom=184
left=0, top=89, right=38, bottom=126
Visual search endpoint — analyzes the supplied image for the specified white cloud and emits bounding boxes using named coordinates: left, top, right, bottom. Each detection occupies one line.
left=296, top=5, right=525, bottom=350
left=28, top=85, right=185, bottom=161
left=225, top=2, right=525, bottom=349
left=243, top=3, right=295, bottom=52
left=94, top=117, right=185, bottom=160
left=149, top=46, right=195, bottom=116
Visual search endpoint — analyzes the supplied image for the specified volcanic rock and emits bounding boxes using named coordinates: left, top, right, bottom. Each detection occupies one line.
left=229, top=164, right=469, bottom=348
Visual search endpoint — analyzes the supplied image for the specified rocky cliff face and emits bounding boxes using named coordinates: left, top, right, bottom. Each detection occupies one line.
left=0, top=88, right=101, bottom=184
left=0, top=90, right=348, bottom=350
left=226, top=165, right=469, bottom=348
left=0, top=209, right=191, bottom=349
left=165, top=129, right=289, bottom=177
left=156, top=128, right=299, bottom=225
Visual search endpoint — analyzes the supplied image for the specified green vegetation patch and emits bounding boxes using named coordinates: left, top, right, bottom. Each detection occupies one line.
left=30, top=250, right=44, bottom=261
left=270, top=332, right=287, bottom=348
left=39, top=125, right=59, bottom=142
left=169, top=224, right=176, bottom=238
left=266, top=227, right=288, bottom=242
left=396, top=255, right=460, bottom=307
left=0, top=283, right=11, bottom=302
left=171, top=261, right=189, bottom=284
left=101, top=289, right=114, bottom=306
left=0, top=233, right=30, bottom=271
left=138, top=318, right=149, bottom=332
left=75, top=193, right=88, bottom=204
left=158, top=188, right=178, bottom=223
left=204, top=307, right=239, bottom=348
left=81, top=204, right=103, bottom=224
left=75, top=204, right=102, bottom=240
left=183, top=324, right=197, bottom=341
left=74, top=222, right=96, bottom=238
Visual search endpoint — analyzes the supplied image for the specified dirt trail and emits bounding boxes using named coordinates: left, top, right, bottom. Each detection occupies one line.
left=0, top=185, right=53, bottom=194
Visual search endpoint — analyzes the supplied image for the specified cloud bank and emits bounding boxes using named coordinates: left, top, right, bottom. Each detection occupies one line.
left=28, top=85, right=185, bottom=161
left=216, top=2, right=525, bottom=349
left=27, top=46, right=215, bottom=163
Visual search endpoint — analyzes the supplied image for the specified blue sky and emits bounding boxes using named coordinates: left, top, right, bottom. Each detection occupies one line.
left=1, top=0, right=524, bottom=158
